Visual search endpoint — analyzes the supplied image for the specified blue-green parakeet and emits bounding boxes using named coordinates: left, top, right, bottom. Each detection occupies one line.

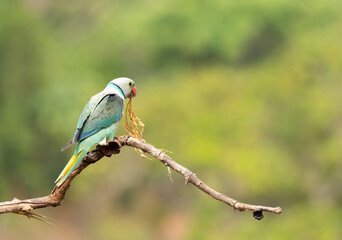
left=55, top=77, right=137, bottom=186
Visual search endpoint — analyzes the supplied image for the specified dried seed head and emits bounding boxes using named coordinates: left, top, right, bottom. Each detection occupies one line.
left=124, top=98, right=147, bottom=158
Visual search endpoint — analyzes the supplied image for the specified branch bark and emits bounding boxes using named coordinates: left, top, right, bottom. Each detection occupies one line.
left=0, top=136, right=282, bottom=220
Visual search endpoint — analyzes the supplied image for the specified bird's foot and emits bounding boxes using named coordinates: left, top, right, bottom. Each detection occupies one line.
left=101, top=139, right=121, bottom=157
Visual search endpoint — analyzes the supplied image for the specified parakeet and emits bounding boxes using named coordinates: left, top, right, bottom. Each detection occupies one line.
left=55, top=77, right=137, bottom=186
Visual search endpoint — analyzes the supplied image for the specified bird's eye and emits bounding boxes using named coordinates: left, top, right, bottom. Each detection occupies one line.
left=129, top=82, right=132, bottom=86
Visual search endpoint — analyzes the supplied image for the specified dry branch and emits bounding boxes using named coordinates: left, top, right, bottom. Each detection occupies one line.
left=0, top=136, right=282, bottom=220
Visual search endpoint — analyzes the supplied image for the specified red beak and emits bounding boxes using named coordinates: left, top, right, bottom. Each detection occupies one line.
left=131, top=86, right=137, bottom=98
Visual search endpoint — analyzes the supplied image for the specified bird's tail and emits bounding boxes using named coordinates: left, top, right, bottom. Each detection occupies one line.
left=55, top=147, right=85, bottom=187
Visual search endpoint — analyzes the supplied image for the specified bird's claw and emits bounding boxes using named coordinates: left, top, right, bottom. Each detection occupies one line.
left=100, top=139, right=121, bottom=157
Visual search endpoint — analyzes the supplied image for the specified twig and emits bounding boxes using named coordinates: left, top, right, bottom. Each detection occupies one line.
left=0, top=136, right=282, bottom=220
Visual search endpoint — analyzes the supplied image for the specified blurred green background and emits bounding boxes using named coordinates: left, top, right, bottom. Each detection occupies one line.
left=1, top=0, right=342, bottom=239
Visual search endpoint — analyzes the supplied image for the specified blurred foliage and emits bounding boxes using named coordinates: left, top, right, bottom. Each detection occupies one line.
left=0, top=0, right=342, bottom=239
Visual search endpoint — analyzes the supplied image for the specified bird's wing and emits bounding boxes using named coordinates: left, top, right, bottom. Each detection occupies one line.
left=61, top=95, right=100, bottom=151
left=78, top=94, right=124, bottom=141
left=61, top=93, right=123, bottom=151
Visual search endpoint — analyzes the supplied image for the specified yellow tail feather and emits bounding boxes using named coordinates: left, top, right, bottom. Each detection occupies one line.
left=55, top=150, right=83, bottom=186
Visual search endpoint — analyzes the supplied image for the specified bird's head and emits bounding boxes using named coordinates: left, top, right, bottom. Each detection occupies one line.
left=109, top=77, right=136, bottom=99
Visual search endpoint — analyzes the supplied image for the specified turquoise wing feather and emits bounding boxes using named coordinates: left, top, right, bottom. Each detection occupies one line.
left=60, top=96, right=99, bottom=151
left=61, top=94, right=124, bottom=151
left=78, top=94, right=123, bottom=141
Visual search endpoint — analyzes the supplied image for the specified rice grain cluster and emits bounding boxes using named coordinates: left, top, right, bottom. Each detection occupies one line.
left=124, top=98, right=147, bottom=158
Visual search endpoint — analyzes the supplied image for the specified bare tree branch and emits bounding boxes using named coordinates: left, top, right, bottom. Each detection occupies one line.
left=0, top=136, right=282, bottom=220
